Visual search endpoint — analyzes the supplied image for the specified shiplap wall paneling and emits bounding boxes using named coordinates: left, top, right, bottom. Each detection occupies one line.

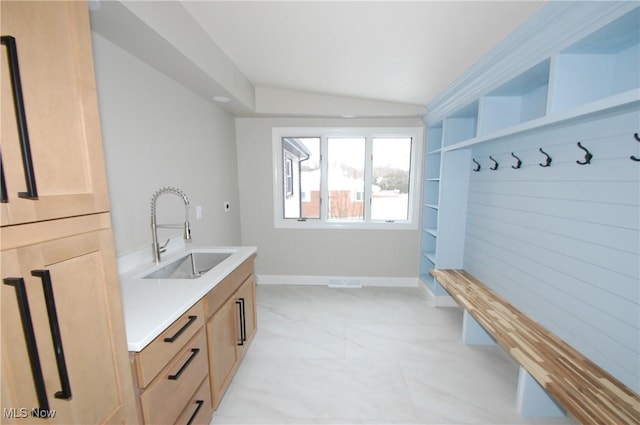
left=463, top=106, right=640, bottom=393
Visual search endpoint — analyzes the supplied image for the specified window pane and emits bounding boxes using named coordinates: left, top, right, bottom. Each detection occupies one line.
left=372, top=137, right=412, bottom=221
left=327, top=137, right=365, bottom=220
left=282, top=137, right=320, bottom=219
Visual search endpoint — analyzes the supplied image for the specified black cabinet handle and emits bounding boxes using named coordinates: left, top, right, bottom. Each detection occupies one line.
left=168, top=348, right=200, bottom=380
left=164, top=315, right=197, bottom=343
left=236, top=298, right=246, bottom=346
left=1, top=153, right=8, bottom=202
left=3, top=277, right=49, bottom=412
left=0, top=35, right=38, bottom=200
left=186, top=400, right=204, bottom=425
left=240, top=298, right=247, bottom=343
left=32, top=270, right=72, bottom=400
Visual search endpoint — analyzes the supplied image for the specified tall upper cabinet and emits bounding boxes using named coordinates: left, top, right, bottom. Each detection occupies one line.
left=419, top=2, right=640, bottom=300
left=1, top=2, right=137, bottom=424
left=0, top=0, right=110, bottom=226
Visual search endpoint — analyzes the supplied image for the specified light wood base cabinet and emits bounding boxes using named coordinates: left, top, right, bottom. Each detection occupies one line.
left=139, top=330, right=209, bottom=425
left=129, top=256, right=257, bottom=424
left=205, top=257, right=257, bottom=409
left=130, top=301, right=212, bottom=425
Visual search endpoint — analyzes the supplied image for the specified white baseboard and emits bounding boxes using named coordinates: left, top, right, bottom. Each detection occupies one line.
left=257, top=275, right=419, bottom=288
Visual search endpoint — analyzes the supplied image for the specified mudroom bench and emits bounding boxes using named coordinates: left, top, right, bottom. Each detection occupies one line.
left=430, top=269, right=640, bottom=424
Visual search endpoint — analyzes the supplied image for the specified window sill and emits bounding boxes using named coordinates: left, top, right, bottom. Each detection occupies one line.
left=274, top=219, right=418, bottom=230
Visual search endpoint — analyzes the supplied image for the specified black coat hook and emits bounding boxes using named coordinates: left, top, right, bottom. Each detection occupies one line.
left=539, top=148, right=552, bottom=167
left=576, top=142, right=593, bottom=165
left=511, top=152, right=522, bottom=169
left=489, top=156, right=499, bottom=170
left=632, top=133, right=640, bottom=162
left=472, top=158, right=481, bottom=172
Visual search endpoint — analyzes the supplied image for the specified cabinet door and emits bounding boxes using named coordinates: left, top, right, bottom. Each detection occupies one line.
left=1, top=229, right=136, bottom=424
left=206, top=299, right=240, bottom=409
left=0, top=1, right=110, bottom=226
left=236, top=275, right=257, bottom=358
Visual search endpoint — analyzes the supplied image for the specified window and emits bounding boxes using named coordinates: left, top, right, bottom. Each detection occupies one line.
left=282, top=137, right=320, bottom=219
left=273, top=127, right=423, bottom=229
left=328, top=137, right=365, bottom=220
left=371, top=137, right=413, bottom=221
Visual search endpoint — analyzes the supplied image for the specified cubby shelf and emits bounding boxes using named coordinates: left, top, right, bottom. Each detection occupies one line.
left=424, top=252, right=436, bottom=264
left=442, top=89, right=639, bottom=153
left=477, top=60, right=549, bottom=137
left=550, top=7, right=640, bottom=114
left=424, top=228, right=438, bottom=237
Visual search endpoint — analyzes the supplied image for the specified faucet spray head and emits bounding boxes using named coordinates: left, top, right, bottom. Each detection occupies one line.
left=184, top=221, right=192, bottom=240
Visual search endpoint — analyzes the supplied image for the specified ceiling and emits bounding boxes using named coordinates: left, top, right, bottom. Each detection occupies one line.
left=90, top=1, right=546, bottom=117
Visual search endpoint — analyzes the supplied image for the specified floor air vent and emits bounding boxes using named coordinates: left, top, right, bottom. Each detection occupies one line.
left=328, top=279, right=362, bottom=288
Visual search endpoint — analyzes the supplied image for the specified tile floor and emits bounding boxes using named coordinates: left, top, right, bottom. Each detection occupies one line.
left=210, top=285, right=577, bottom=425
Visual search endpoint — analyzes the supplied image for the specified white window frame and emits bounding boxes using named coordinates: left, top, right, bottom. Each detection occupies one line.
left=284, top=156, right=294, bottom=198
left=272, top=127, right=423, bottom=230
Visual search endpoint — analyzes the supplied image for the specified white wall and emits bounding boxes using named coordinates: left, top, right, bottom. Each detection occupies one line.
left=91, top=33, right=241, bottom=256
left=236, top=117, right=423, bottom=281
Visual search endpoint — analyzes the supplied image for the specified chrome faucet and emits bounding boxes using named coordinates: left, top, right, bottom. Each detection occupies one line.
left=150, top=187, right=191, bottom=264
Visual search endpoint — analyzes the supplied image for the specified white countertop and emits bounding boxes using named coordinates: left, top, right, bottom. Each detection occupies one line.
left=118, top=245, right=257, bottom=352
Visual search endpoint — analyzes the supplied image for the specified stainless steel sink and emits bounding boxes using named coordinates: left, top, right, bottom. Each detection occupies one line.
left=143, top=252, right=232, bottom=279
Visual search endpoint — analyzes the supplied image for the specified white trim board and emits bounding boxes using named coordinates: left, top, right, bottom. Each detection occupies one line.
left=257, top=275, right=418, bottom=288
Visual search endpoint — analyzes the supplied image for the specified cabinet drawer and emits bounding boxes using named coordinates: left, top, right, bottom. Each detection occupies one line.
left=135, top=301, right=205, bottom=388
left=204, top=256, right=254, bottom=318
left=140, top=329, right=208, bottom=425
left=174, top=377, right=213, bottom=425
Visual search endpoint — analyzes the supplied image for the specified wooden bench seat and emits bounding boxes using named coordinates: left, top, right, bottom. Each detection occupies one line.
left=430, top=269, right=640, bottom=424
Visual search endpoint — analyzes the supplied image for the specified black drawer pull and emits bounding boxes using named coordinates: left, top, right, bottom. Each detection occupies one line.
left=164, top=315, right=197, bottom=343
left=3, top=277, right=49, bottom=412
left=236, top=299, right=245, bottom=346
left=239, top=298, right=246, bottom=344
left=186, top=400, right=204, bottom=425
left=168, top=348, right=199, bottom=380
left=0, top=35, right=38, bottom=200
left=32, top=270, right=72, bottom=400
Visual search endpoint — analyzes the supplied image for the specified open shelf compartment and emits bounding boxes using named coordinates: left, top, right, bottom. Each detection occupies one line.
left=478, top=59, right=550, bottom=136
left=549, top=7, right=640, bottom=114
left=442, top=101, right=478, bottom=147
